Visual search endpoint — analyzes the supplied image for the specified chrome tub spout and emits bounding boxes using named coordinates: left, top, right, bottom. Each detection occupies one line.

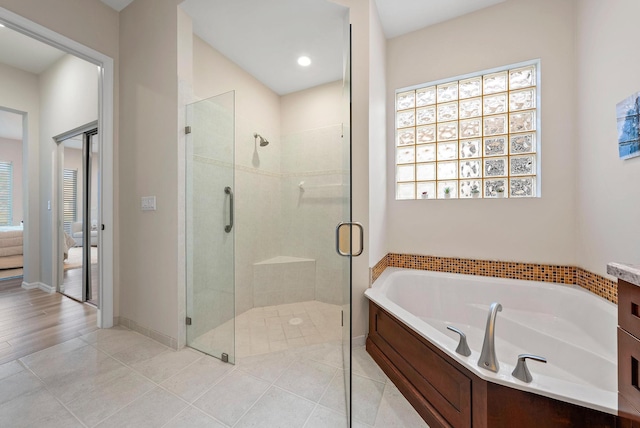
left=478, top=302, right=502, bottom=372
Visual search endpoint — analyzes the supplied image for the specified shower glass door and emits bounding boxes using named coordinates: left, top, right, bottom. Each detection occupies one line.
left=185, top=91, right=235, bottom=362
left=341, top=13, right=352, bottom=425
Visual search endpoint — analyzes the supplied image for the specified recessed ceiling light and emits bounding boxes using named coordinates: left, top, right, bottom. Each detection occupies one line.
left=297, top=56, right=311, bottom=67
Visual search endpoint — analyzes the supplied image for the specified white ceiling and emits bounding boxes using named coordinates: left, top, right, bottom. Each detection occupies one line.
left=374, top=0, right=506, bottom=39
left=0, top=110, right=22, bottom=141
left=181, top=0, right=347, bottom=95
left=101, top=1, right=506, bottom=95
left=0, top=25, right=65, bottom=74
left=99, top=0, right=134, bottom=12
left=0, top=26, right=66, bottom=140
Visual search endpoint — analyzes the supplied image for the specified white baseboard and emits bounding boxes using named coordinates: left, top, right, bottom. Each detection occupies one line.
left=21, top=281, right=55, bottom=294
left=38, top=283, right=55, bottom=294
left=21, top=281, right=38, bottom=290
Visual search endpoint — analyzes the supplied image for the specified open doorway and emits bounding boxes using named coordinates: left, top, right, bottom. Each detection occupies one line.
left=56, top=125, right=99, bottom=306
left=0, top=108, right=24, bottom=281
left=0, top=7, right=114, bottom=328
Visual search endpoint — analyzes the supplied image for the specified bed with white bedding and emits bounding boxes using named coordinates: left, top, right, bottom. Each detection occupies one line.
left=0, top=226, right=76, bottom=270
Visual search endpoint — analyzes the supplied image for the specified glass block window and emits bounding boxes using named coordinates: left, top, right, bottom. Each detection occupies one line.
left=395, top=61, right=539, bottom=200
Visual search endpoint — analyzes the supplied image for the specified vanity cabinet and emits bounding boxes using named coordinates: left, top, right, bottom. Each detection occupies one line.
left=618, top=278, right=640, bottom=426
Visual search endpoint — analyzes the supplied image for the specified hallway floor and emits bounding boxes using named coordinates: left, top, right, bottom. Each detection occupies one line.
left=0, top=326, right=427, bottom=427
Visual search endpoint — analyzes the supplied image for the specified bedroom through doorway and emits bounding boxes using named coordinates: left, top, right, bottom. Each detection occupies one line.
left=0, top=108, right=24, bottom=282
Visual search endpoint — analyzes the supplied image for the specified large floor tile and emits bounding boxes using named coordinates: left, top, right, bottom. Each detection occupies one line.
left=95, top=387, right=187, bottom=428
left=0, top=370, right=43, bottom=406
left=163, top=406, right=227, bottom=428
left=352, top=374, right=385, bottom=426
left=0, top=360, right=23, bottom=382
left=235, top=386, right=315, bottom=428
left=65, top=369, right=155, bottom=427
left=237, top=350, right=295, bottom=383
left=298, top=342, right=344, bottom=369
left=352, top=346, right=388, bottom=384
left=129, top=348, right=201, bottom=383
left=318, top=371, right=346, bottom=415
left=303, top=405, right=348, bottom=428
left=87, top=328, right=152, bottom=355
left=20, top=340, right=111, bottom=383
left=34, top=352, right=129, bottom=404
left=161, top=355, right=233, bottom=403
left=275, top=358, right=337, bottom=402
left=19, top=337, right=88, bottom=367
left=374, top=382, right=429, bottom=428
left=0, top=387, right=82, bottom=428
left=194, top=369, right=270, bottom=426
left=109, top=336, right=169, bottom=365
left=19, top=338, right=95, bottom=377
left=79, top=326, right=131, bottom=346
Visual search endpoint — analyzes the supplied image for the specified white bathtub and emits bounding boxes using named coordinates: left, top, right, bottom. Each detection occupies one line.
left=365, top=267, right=618, bottom=414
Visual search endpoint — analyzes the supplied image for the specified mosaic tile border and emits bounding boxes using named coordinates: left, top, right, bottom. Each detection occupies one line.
left=576, top=267, right=617, bottom=304
left=371, top=253, right=617, bottom=304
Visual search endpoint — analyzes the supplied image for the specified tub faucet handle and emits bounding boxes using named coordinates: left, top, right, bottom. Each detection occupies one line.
left=511, top=354, right=547, bottom=383
left=446, top=325, right=472, bottom=357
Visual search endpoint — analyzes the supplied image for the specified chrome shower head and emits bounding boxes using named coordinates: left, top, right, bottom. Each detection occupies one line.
left=254, top=133, right=269, bottom=147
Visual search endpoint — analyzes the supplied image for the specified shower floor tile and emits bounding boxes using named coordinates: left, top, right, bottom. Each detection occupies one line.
left=191, top=300, right=343, bottom=359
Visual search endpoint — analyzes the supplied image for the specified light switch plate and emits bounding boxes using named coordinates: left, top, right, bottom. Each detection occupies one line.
left=141, top=196, right=156, bottom=211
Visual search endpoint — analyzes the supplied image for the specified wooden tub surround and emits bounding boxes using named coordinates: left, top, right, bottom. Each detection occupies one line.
left=366, top=301, right=616, bottom=427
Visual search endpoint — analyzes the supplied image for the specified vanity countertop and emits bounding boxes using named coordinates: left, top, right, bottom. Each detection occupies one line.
left=607, top=262, right=640, bottom=287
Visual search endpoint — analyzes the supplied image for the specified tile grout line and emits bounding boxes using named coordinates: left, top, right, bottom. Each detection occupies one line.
left=19, top=354, right=91, bottom=428
left=75, top=331, right=201, bottom=427
left=301, top=368, right=345, bottom=427
left=228, top=357, right=298, bottom=427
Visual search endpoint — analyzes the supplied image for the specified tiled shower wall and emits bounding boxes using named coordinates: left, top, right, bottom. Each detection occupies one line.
left=234, top=123, right=346, bottom=315
left=372, top=253, right=618, bottom=304
left=281, top=124, right=346, bottom=305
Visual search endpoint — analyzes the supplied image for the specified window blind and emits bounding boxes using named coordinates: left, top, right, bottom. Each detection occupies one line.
left=63, top=169, right=77, bottom=235
left=0, top=161, right=12, bottom=226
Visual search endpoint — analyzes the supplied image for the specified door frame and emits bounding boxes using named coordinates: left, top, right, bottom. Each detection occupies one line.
left=0, top=7, right=114, bottom=328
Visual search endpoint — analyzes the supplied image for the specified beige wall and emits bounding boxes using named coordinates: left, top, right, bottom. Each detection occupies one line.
left=119, top=0, right=181, bottom=340
left=385, top=0, right=577, bottom=265
left=575, top=0, right=640, bottom=277
left=368, top=3, right=387, bottom=268
left=0, top=137, right=23, bottom=225
left=39, top=54, right=99, bottom=286
left=280, top=80, right=343, bottom=135
left=0, top=62, right=39, bottom=283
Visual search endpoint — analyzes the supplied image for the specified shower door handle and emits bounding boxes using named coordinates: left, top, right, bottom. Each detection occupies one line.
left=335, top=222, right=363, bottom=257
left=224, top=186, right=234, bottom=233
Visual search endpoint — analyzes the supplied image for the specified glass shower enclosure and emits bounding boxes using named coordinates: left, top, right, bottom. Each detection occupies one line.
left=185, top=91, right=236, bottom=363
left=183, top=1, right=353, bottom=423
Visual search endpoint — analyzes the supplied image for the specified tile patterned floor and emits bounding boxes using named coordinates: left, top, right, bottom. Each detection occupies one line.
left=192, top=301, right=343, bottom=359
left=0, top=326, right=428, bottom=427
